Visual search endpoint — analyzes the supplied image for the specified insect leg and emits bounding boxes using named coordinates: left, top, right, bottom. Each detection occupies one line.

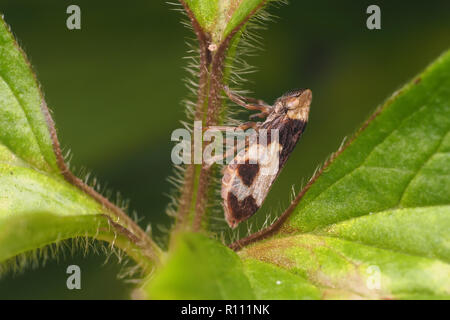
left=203, top=127, right=255, bottom=168
left=238, top=121, right=259, bottom=130
left=223, top=86, right=271, bottom=115
left=203, top=141, right=239, bottom=168
left=203, top=125, right=235, bottom=132
left=204, top=121, right=259, bottom=133
left=249, top=112, right=267, bottom=120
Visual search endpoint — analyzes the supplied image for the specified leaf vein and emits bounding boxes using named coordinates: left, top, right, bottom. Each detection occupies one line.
left=397, top=129, right=449, bottom=206
left=299, top=104, right=429, bottom=213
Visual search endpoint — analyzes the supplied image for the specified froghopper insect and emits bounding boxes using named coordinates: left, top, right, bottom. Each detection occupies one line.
left=208, top=86, right=312, bottom=228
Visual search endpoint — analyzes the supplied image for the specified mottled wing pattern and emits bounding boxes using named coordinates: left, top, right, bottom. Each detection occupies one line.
left=221, top=116, right=308, bottom=227
left=221, top=139, right=282, bottom=228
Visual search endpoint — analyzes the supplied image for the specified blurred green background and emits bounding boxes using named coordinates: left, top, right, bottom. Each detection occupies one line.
left=0, top=0, right=449, bottom=299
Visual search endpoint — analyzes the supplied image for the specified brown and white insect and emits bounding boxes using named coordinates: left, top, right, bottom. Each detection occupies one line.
left=207, top=86, right=312, bottom=228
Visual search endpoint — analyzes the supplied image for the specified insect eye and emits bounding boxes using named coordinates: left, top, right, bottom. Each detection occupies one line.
left=282, top=89, right=303, bottom=98
left=294, top=90, right=305, bottom=97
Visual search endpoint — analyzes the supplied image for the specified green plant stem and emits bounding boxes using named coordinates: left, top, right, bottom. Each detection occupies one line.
left=175, top=0, right=268, bottom=233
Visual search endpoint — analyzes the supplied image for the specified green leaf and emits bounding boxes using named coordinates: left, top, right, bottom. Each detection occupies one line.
left=286, top=51, right=450, bottom=232
left=241, top=234, right=450, bottom=299
left=143, top=233, right=255, bottom=299
left=238, top=50, right=450, bottom=299
left=0, top=19, right=58, bottom=174
left=0, top=212, right=146, bottom=272
left=143, top=232, right=322, bottom=300
left=183, top=0, right=269, bottom=43
left=0, top=151, right=122, bottom=264
left=321, top=206, right=449, bottom=262
left=283, top=50, right=450, bottom=251
left=0, top=17, right=155, bottom=271
left=242, top=258, right=321, bottom=299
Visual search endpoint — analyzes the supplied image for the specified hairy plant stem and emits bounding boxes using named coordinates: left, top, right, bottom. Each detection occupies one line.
left=174, top=0, right=211, bottom=232
left=176, top=0, right=268, bottom=233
